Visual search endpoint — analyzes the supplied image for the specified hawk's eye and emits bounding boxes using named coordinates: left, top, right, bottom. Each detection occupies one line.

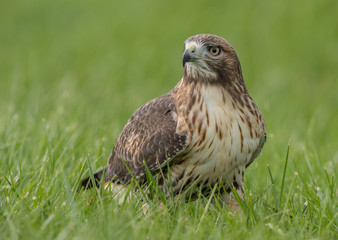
left=209, top=46, right=221, bottom=56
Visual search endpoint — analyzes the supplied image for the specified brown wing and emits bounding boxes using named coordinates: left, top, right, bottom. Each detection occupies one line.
left=104, top=94, right=189, bottom=184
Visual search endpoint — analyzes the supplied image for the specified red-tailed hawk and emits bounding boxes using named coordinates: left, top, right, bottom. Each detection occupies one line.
left=81, top=34, right=266, bottom=206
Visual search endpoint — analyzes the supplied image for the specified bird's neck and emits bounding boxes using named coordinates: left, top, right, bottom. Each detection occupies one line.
left=183, top=65, right=247, bottom=90
left=171, top=74, right=251, bottom=114
left=180, top=68, right=248, bottom=94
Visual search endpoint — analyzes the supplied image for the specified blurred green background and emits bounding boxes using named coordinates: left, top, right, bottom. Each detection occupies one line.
left=0, top=0, right=337, bottom=239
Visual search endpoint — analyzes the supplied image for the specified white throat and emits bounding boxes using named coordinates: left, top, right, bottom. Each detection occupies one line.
left=185, top=62, right=217, bottom=80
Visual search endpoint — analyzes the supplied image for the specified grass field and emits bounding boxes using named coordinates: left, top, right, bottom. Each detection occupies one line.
left=0, top=0, right=337, bottom=239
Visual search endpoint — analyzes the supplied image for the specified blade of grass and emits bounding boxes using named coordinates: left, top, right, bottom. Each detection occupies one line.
left=42, top=120, right=54, bottom=175
left=279, top=142, right=290, bottom=205
left=119, top=155, right=149, bottom=204
left=72, top=159, right=87, bottom=193
left=280, top=171, right=298, bottom=223
left=324, top=168, right=335, bottom=200
left=230, top=185, right=246, bottom=212
left=267, top=164, right=280, bottom=210
left=164, top=147, right=175, bottom=204
left=85, top=155, right=96, bottom=190
left=62, top=171, right=79, bottom=223
left=197, top=183, right=218, bottom=231
left=143, top=159, right=166, bottom=204
left=85, top=155, right=104, bottom=206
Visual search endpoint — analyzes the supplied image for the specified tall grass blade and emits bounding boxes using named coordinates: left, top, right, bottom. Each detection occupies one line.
left=197, top=183, right=218, bottom=231
left=119, top=155, right=149, bottom=204
left=143, top=159, right=166, bottom=203
left=280, top=142, right=290, bottom=205
left=85, top=155, right=96, bottom=190
left=267, top=165, right=280, bottom=210
left=42, top=121, right=54, bottom=175
left=280, top=172, right=298, bottom=222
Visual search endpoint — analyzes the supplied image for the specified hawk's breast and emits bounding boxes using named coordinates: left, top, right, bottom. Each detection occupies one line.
left=170, top=84, right=264, bottom=193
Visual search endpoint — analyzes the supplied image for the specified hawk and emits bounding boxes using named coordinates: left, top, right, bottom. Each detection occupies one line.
left=81, top=34, right=266, bottom=205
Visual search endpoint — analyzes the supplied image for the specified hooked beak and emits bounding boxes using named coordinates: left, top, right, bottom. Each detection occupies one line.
left=182, top=45, right=211, bottom=67
left=182, top=49, right=195, bottom=67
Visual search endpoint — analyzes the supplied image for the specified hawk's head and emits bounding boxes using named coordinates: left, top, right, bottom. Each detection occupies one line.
left=183, top=34, right=242, bottom=84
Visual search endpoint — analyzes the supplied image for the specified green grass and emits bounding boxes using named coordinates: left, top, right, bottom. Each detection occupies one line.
left=1, top=0, right=337, bottom=239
